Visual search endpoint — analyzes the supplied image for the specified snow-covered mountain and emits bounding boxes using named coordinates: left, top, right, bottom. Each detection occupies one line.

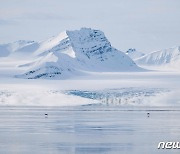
left=15, top=28, right=142, bottom=79
left=0, top=40, right=38, bottom=58
left=135, top=46, right=180, bottom=71
left=125, top=48, right=145, bottom=60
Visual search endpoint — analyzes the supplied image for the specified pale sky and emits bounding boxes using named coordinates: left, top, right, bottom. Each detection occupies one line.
left=0, top=0, right=180, bottom=53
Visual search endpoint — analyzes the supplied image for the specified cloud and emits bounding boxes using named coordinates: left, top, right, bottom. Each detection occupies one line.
left=20, top=12, right=74, bottom=21
left=0, top=7, right=72, bottom=21
left=0, top=8, right=74, bottom=22
left=0, top=19, right=15, bottom=25
left=0, top=8, right=23, bottom=19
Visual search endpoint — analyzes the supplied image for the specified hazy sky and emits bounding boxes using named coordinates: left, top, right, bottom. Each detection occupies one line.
left=0, top=0, right=180, bottom=53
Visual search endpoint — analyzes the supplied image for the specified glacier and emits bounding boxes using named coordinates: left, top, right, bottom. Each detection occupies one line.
left=0, top=28, right=180, bottom=107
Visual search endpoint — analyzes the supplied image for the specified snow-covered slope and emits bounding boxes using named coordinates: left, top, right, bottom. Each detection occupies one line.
left=0, top=40, right=38, bottom=58
left=125, top=48, right=145, bottom=60
left=16, top=28, right=142, bottom=79
left=135, top=46, right=180, bottom=71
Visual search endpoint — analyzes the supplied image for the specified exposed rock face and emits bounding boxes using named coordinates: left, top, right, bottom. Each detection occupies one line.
left=16, top=28, right=142, bottom=79
left=125, top=48, right=145, bottom=60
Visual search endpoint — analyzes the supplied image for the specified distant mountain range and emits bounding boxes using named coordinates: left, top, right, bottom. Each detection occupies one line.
left=0, top=40, right=37, bottom=58
left=1, top=28, right=179, bottom=80
left=0, top=28, right=141, bottom=79
left=124, top=46, right=180, bottom=71
left=125, top=48, right=145, bottom=60
left=134, top=47, right=180, bottom=71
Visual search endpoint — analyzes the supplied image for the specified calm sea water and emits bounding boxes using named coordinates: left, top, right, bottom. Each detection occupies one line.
left=0, top=106, right=180, bottom=154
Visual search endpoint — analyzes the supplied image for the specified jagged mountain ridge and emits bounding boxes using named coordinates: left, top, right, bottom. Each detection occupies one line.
left=125, top=48, right=145, bottom=60
left=34, top=28, right=114, bottom=60
left=14, top=28, right=142, bottom=79
left=135, top=46, right=180, bottom=70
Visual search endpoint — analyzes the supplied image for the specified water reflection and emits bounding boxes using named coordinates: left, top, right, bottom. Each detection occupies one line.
left=0, top=106, right=180, bottom=154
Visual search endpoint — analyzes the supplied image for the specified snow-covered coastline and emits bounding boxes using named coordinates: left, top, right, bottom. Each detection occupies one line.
left=0, top=28, right=180, bottom=107
left=0, top=71, right=180, bottom=106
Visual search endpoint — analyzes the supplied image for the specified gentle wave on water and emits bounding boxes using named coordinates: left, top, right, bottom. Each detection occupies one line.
left=0, top=106, right=180, bottom=154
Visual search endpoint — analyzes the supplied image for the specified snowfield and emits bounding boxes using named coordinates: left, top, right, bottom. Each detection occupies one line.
left=1, top=28, right=142, bottom=79
left=125, top=48, right=145, bottom=60
left=0, top=28, right=180, bottom=107
left=0, top=70, right=180, bottom=106
left=135, top=46, right=180, bottom=71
